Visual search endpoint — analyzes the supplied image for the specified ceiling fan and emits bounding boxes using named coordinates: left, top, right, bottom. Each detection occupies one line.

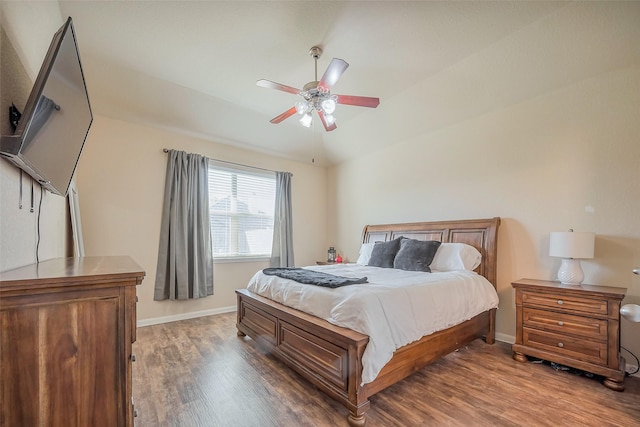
left=257, top=46, right=380, bottom=132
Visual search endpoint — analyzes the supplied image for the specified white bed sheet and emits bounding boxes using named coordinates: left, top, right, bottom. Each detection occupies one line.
left=246, top=264, right=499, bottom=385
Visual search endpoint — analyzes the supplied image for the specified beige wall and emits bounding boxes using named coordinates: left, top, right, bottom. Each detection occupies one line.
left=328, top=65, right=640, bottom=358
left=74, top=115, right=327, bottom=321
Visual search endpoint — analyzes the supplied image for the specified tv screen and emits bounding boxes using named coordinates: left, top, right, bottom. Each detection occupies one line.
left=0, top=17, right=92, bottom=197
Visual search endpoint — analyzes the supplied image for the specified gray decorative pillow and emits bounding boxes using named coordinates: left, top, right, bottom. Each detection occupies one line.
left=367, top=237, right=404, bottom=268
left=393, top=239, right=442, bottom=272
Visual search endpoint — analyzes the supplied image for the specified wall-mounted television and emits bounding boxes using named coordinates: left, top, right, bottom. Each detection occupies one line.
left=0, top=17, right=92, bottom=197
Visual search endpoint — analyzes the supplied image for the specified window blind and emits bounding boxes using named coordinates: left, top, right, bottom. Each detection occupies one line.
left=208, top=163, right=276, bottom=258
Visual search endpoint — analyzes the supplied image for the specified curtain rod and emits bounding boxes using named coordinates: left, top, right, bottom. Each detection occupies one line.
left=162, top=148, right=284, bottom=175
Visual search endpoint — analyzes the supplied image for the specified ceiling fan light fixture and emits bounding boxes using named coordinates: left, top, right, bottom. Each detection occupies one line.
left=300, top=113, right=312, bottom=127
left=324, top=113, right=336, bottom=126
left=295, top=100, right=308, bottom=115
left=321, top=98, right=336, bottom=114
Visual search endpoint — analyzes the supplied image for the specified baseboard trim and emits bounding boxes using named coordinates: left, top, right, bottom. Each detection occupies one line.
left=495, top=333, right=515, bottom=344
left=137, top=305, right=237, bottom=327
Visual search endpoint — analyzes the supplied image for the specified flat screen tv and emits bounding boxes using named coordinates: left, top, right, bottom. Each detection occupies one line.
left=0, top=17, right=92, bottom=197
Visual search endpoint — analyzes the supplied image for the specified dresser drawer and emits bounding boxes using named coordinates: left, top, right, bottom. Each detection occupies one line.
left=523, top=327, right=607, bottom=365
left=523, top=307, right=607, bottom=340
left=521, top=291, right=607, bottom=315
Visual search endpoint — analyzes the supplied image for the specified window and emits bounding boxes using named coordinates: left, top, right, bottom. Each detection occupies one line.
left=208, top=161, right=276, bottom=259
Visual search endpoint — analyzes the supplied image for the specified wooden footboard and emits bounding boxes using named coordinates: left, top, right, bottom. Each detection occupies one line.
left=237, top=288, right=495, bottom=426
left=236, top=289, right=371, bottom=425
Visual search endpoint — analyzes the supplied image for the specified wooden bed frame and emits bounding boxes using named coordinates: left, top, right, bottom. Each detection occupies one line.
left=236, top=217, right=500, bottom=426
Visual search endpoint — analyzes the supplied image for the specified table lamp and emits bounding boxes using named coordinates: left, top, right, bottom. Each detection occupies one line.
left=549, top=230, right=595, bottom=284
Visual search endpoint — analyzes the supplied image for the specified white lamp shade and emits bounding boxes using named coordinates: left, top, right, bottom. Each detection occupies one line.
left=620, top=304, right=640, bottom=322
left=549, top=231, right=595, bottom=259
left=295, top=101, right=308, bottom=115
left=299, top=113, right=312, bottom=127
left=321, top=98, right=336, bottom=114
left=324, top=114, right=336, bottom=125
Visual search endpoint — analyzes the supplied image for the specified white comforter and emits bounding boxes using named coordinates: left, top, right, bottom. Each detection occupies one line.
left=246, top=264, right=499, bottom=385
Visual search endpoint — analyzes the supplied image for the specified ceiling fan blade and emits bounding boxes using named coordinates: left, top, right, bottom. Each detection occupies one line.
left=317, top=110, right=337, bottom=132
left=335, top=94, right=380, bottom=108
left=270, top=107, right=297, bottom=124
left=318, top=58, right=349, bottom=92
left=257, top=79, right=301, bottom=95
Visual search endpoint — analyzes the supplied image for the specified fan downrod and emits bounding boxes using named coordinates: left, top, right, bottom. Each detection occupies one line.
left=308, top=46, right=323, bottom=85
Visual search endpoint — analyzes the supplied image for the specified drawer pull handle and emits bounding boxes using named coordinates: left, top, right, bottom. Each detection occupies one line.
left=557, top=300, right=564, bottom=305
left=131, top=354, right=136, bottom=362
left=558, top=321, right=564, bottom=326
left=558, top=342, right=564, bottom=348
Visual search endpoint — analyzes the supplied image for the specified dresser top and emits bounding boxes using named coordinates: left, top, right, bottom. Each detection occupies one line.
left=512, top=278, right=626, bottom=299
left=0, top=256, right=145, bottom=293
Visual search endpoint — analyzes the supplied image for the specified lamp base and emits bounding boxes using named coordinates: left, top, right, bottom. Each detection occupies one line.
left=557, top=258, right=584, bottom=284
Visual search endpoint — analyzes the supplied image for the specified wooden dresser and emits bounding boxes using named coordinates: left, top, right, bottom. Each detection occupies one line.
left=0, top=256, right=144, bottom=426
left=511, top=278, right=626, bottom=391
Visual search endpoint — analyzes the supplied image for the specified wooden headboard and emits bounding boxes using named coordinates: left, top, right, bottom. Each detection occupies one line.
left=361, top=217, right=501, bottom=287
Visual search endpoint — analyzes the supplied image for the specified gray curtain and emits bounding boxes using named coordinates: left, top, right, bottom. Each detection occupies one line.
left=270, top=172, right=294, bottom=267
left=154, top=150, right=213, bottom=300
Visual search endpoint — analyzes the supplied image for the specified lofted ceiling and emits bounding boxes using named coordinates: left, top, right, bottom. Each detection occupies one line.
left=8, top=1, right=640, bottom=165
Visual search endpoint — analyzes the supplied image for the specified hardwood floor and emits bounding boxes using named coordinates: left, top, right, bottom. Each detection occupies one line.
left=133, top=312, right=639, bottom=427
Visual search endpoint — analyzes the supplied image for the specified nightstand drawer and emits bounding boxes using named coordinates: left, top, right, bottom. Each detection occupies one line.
left=523, top=327, right=607, bottom=365
left=521, top=291, right=607, bottom=315
left=523, top=307, right=607, bottom=340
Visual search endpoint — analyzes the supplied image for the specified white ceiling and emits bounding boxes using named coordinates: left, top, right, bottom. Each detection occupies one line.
left=40, top=1, right=640, bottom=164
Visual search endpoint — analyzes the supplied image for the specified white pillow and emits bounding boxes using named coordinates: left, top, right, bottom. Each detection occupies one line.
left=430, top=243, right=481, bottom=272
left=356, top=242, right=376, bottom=265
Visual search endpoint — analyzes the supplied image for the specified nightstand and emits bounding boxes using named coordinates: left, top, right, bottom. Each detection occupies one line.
left=511, top=278, right=627, bottom=391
